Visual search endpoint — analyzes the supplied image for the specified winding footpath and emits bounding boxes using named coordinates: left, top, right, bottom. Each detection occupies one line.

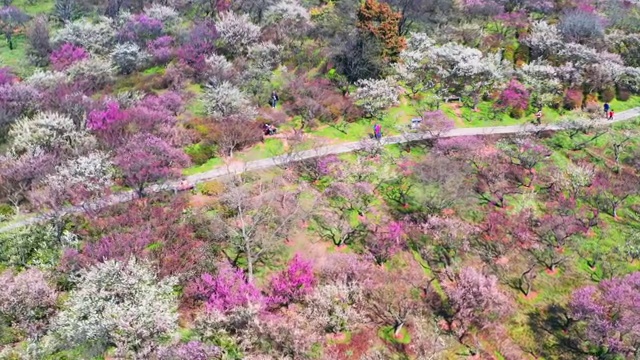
left=2, top=107, right=640, bottom=233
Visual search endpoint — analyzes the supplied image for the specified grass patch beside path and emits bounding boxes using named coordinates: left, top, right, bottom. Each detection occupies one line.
left=183, top=157, right=224, bottom=176
left=238, top=138, right=285, bottom=162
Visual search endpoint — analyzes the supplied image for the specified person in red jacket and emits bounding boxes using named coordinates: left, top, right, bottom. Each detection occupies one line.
left=608, top=109, right=614, bottom=120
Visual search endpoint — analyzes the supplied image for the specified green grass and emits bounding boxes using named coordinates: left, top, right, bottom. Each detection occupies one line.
left=238, top=138, right=285, bottom=162
left=609, top=95, right=640, bottom=112
left=185, top=83, right=206, bottom=116
left=0, top=36, right=35, bottom=77
left=378, top=325, right=411, bottom=345
left=13, top=0, right=55, bottom=15
left=142, top=66, right=165, bottom=75
left=183, top=157, right=224, bottom=176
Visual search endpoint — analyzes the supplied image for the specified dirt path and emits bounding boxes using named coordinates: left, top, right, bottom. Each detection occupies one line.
left=2, top=107, right=639, bottom=233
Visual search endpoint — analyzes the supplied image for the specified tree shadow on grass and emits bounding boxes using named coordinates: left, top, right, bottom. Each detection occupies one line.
left=526, top=304, right=591, bottom=360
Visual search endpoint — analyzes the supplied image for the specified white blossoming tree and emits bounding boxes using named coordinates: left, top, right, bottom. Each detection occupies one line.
left=51, top=17, right=115, bottom=54
left=264, top=0, right=311, bottom=43
left=393, top=33, right=436, bottom=96
left=50, top=259, right=178, bottom=359
left=41, top=151, right=114, bottom=203
left=524, top=20, right=564, bottom=60
left=8, top=112, right=94, bottom=156
left=517, top=60, right=563, bottom=109
left=111, top=42, right=150, bottom=75
left=427, top=43, right=510, bottom=109
left=203, top=81, right=256, bottom=119
left=216, top=11, right=261, bottom=56
left=353, top=78, right=400, bottom=119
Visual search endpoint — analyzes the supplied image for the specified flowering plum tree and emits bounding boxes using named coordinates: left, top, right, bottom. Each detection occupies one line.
left=49, top=43, right=89, bottom=71
left=0, top=268, right=58, bottom=338
left=0, top=82, right=39, bottom=128
left=51, top=259, right=178, bottom=359
left=52, top=18, right=115, bottom=55
left=155, top=341, right=222, bottom=360
left=0, top=66, right=16, bottom=85
left=418, top=216, right=477, bottom=269
left=0, top=151, right=56, bottom=214
left=214, top=177, right=303, bottom=282
left=267, top=254, right=315, bottom=308
left=364, top=220, right=405, bottom=264
left=117, top=14, right=164, bottom=46
left=495, top=79, right=530, bottom=117
left=587, top=171, right=638, bottom=218
left=147, top=36, right=174, bottom=64
left=111, top=42, right=149, bottom=74
left=568, top=272, right=640, bottom=357
left=353, top=78, right=399, bottom=118
left=0, top=6, right=30, bottom=50
left=440, top=267, right=512, bottom=344
left=9, top=111, right=93, bottom=156
left=187, top=262, right=264, bottom=312
left=203, top=81, right=254, bottom=119
left=41, top=151, right=114, bottom=205
left=63, top=196, right=207, bottom=279
left=114, top=134, right=189, bottom=197
left=216, top=11, right=260, bottom=56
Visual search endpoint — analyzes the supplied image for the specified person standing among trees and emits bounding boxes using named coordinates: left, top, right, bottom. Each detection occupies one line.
left=535, top=109, right=542, bottom=125
left=604, top=102, right=610, bottom=118
left=270, top=91, right=279, bottom=108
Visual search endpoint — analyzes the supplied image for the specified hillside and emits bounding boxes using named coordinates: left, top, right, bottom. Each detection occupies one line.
left=1, top=0, right=640, bottom=359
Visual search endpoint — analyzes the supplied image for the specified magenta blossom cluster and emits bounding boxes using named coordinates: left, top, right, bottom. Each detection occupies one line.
left=50, top=43, right=89, bottom=71
left=267, top=254, right=315, bottom=308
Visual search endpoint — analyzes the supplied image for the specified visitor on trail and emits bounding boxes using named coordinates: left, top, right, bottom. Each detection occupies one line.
left=374, top=124, right=382, bottom=140
left=608, top=109, right=614, bottom=121
left=604, top=102, right=610, bottom=117
left=535, top=109, right=542, bottom=125
left=271, top=91, right=279, bottom=108
left=263, top=123, right=277, bottom=135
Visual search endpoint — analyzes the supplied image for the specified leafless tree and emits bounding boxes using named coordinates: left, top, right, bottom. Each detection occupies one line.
left=213, top=175, right=305, bottom=282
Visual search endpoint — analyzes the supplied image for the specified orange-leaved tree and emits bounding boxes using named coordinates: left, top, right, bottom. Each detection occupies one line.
left=356, top=0, right=406, bottom=62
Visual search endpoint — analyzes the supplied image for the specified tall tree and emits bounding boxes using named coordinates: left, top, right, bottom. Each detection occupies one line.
left=113, top=134, right=189, bottom=197
left=213, top=177, right=303, bottom=282
left=356, top=0, right=406, bottom=61
left=0, top=6, right=29, bottom=50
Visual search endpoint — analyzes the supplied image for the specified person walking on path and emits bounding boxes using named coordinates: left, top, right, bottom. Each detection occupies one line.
left=374, top=124, right=382, bottom=140
left=608, top=109, right=614, bottom=121
left=535, top=109, right=542, bottom=125
left=604, top=102, right=610, bottom=117
left=270, top=91, right=279, bottom=108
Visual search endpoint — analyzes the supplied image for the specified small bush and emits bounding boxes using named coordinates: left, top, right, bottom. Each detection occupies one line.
left=0, top=204, right=15, bottom=217
left=600, top=87, right=615, bottom=102
left=510, top=107, right=525, bottom=119
left=564, top=89, right=584, bottom=110
left=200, top=180, right=225, bottom=196
left=514, top=43, right=531, bottom=66
left=185, top=142, right=217, bottom=165
left=617, top=88, right=631, bottom=101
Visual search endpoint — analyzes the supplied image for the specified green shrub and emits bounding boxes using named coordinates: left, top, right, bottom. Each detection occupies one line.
left=200, top=181, right=225, bottom=196
left=0, top=204, right=14, bottom=217
left=503, top=43, right=516, bottom=63
left=510, top=107, right=525, bottom=119
left=514, top=43, right=530, bottom=66
left=185, top=142, right=218, bottom=165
